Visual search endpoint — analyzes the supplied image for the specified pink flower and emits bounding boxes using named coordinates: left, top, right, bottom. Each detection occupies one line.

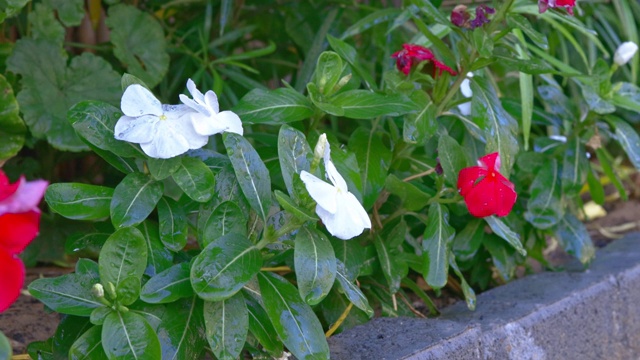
left=0, top=170, right=47, bottom=313
left=538, top=0, right=576, bottom=15
left=391, top=44, right=457, bottom=77
left=457, top=152, right=516, bottom=218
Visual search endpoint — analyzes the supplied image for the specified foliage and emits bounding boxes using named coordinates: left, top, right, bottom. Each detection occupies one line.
left=1, top=0, right=640, bottom=359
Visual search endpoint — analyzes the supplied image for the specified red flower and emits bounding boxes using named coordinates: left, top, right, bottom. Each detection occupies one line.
left=0, top=170, right=47, bottom=313
left=391, top=44, right=457, bottom=77
left=457, top=152, right=516, bottom=218
left=538, top=0, right=576, bottom=15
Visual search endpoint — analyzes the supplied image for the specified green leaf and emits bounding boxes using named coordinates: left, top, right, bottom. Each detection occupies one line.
left=473, top=27, right=494, bottom=58
left=28, top=260, right=102, bottom=316
left=349, top=127, right=392, bottom=209
left=204, top=293, right=249, bottom=360
left=70, top=326, right=108, bottom=360
left=116, top=276, right=141, bottom=306
left=99, top=227, right=147, bottom=290
left=147, top=157, right=181, bottom=180
left=172, top=157, right=215, bottom=202
left=404, top=92, right=437, bottom=145
left=140, top=263, right=193, bottom=304
left=203, top=201, right=247, bottom=247
left=606, top=115, right=640, bottom=171
left=308, top=82, right=345, bottom=116
left=314, top=51, right=344, bottom=96
left=102, top=311, right=161, bottom=360
left=561, top=136, right=589, bottom=196
left=0, top=331, right=11, bottom=360
left=485, top=216, right=526, bottom=256
left=106, top=4, right=169, bottom=87
left=294, top=226, right=336, bottom=305
left=586, top=166, right=605, bottom=205
left=47, top=315, right=94, bottom=360
left=110, top=172, right=163, bottom=228
left=449, top=253, right=476, bottom=311
left=275, top=190, right=317, bottom=222
left=596, top=148, right=627, bottom=201
left=493, top=54, right=555, bottom=74
left=0, top=74, right=26, bottom=162
left=0, top=0, right=29, bottom=23
left=257, top=272, right=330, bottom=360
left=137, top=220, right=173, bottom=277
left=44, top=0, right=84, bottom=26
left=409, top=0, right=450, bottom=25
left=384, top=174, right=431, bottom=211
left=340, top=8, right=401, bottom=39
left=157, top=197, right=188, bottom=252
left=232, top=87, right=313, bottom=124
left=278, top=125, right=312, bottom=198
left=437, top=134, right=468, bottom=186
left=91, top=307, right=112, bottom=326
left=524, top=159, right=563, bottom=229
left=69, top=101, right=144, bottom=158
left=507, top=14, right=548, bottom=49
left=327, top=34, right=377, bottom=91
left=156, top=297, right=206, bottom=360
left=6, top=39, right=121, bottom=151
left=223, top=133, right=272, bottom=222
left=28, top=3, right=64, bottom=47
left=483, top=234, right=516, bottom=281
left=470, top=77, right=519, bottom=175
left=335, top=260, right=373, bottom=317
left=244, top=291, right=283, bottom=357
left=555, top=213, right=595, bottom=265
left=45, top=183, right=113, bottom=221
left=330, top=237, right=368, bottom=280
left=331, top=90, right=415, bottom=119
left=191, top=233, right=262, bottom=301
left=422, top=203, right=454, bottom=289
left=451, top=219, right=484, bottom=262
left=374, top=234, right=405, bottom=294
left=612, top=82, right=640, bottom=113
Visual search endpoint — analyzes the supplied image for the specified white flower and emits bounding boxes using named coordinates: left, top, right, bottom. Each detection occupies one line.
left=114, top=85, right=208, bottom=159
left=457, top=72, right=474, bottom=116
left=313, top=134, right=328, bottom=161
left=300, top=139, right=371, bottom=240
left=179, top=79, right=243, bottom=136
left=614, top=41, right=638, bottom=66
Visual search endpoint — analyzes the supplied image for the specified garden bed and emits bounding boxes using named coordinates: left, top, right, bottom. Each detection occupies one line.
left=328, top=231, right=640, bottom=359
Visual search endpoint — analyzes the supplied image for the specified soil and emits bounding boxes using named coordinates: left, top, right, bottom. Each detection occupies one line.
left=2, top=198, right=639, bottom=356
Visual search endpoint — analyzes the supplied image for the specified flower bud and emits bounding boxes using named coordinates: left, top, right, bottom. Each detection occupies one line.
left=91, top=284, right=105, bottom=298
left=314, top=134, right=328, bottom=161
left=614, top=41, right=638, bottom=66
left=451, top=5, right=470, bottom=28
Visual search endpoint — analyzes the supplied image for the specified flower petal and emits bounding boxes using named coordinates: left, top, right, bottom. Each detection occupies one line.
left=114, top=115, right=158, bottom=144
left=0, top=171, right=19, bottom=202
left=0, top=249, right=24, bottom=313
left=463, top=176, right=517, bottom=217
left=0, top=211, right=41, bottom=255
left=478, top=152, right=500, bottom=171
left=186, top=78, right=204, bottom=103
left=218, top=111, right=243, bottom=135
left=121, top=85, right=163, bottom=117
left=140, top=124, right=191, bottom=159
left=324, top=160, right=349, bottom=193
left=179, top=94, right=211, bottom=116
left=457, top=166, right=487, bottom=197
left=300, top=171, right=338, bottom=214
left=317, top=191, right=370, bottom=240
left=203, top=90, right=220, bottom=114
left=0, top=178, right=48, bottom=215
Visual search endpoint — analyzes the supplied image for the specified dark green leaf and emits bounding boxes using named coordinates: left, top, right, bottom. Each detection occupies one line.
left=409, top=0, right=450, bottom=25
left=172, top=157, right=215, bottom=203
left=596, top=148, right=627, bottom=201
left=6, top=39, right=121, bottom=151
left=69, top=101, right=144, bottom=158
left=349, top=127, right=392, bottom=209
left=204, top=293, right=249, bottom=360
left=110, top=172, right=163, bottom=228
left=561, top=136, right=589, bottom=196
left=384, top=174, right=431, bottom=211
left=404, top=92, right=436, bottom=144
left=274, top=190, right=317, bottom=222
left=449, top=254, right=476, bottom=311
left=555, top=213, right=595, bottom=265
left=141, top=263, right=193, bottom=304
left=91, top=307, right=111, bottom=326
left=607, top=115, right=640, bottom=171
left=524, top=159, right=564, bottom=229
left=422, top=203, right=454, bottom=289
left=340, top=8, right=401, bottom=39
left=191, top=233, right=262, bottom=301
left=485, top=216, right=526, bottom=256
left=437, top=134, right=468, bottom=186
left=314, top=51, right=344, bottom=96
left=99, top=227, right=147, bottom=290
left=507, top=14, right=548, bottom=49
left=294, top=226, right=336, bottom=305
left=46, top=183, right=113, bottom=221
left=155, top=297, right=206, bottom=360
left=331, top=90, right=415, bottom=119
left=374, top=233, right=406, bottom=294
left=116, top=276, right=141, bottom=306
left=257, top=272, right=329, bottom=360
left=473, top=28, right=494, bottom=58
left=451, top=219, right=484, bottom=261
left=102, top=311, right=161, bottom=360
left=330, top=237, right=368, bottom=280
left=244, top=291, right=283, bottom=357
left=335, top=260, right=373, bottom=317
left=147, top=157, right=181, bottom=180
left=223, top=133, right=272, bottom=222
left=106, top=4, right=169, bottom=87
left=44, top=0, right=83, bottom=26
left=493, top=54, right=555, bottom=74
left=278, top=125, right=312, bottom=198
left=0, top=74, right=25, bottom=162
left=70, top=325, right=108, bottom=360
left=483, top=234, right=516, bottom=281
left=49, top=315, right=93, bottom=360
left=327, top=34, right=377, bottom=91
left=157, top=197, right=188, bottom=252
left=203, top=201, right=247, bottom=247
left=232, top=87, right=313, bottom=124
left=612, top=82, right=640, bottom=113
left=28, top=260, right=102, bottom=316
left=586, top=167, right=605, bottom=205
left=137, top=220, right=173, bottom=277
left=0, top=0, right=29, bottom=23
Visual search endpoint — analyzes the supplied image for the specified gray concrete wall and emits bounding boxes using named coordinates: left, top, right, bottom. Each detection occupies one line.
left=328, top=232, right=640, bottom=359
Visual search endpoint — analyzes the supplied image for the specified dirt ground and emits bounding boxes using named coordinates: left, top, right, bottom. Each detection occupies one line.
left=1, top=199, right=639, bottom=356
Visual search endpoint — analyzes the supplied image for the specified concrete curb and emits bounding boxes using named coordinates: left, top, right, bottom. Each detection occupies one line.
left=328, top=232, right=640, bottom=360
